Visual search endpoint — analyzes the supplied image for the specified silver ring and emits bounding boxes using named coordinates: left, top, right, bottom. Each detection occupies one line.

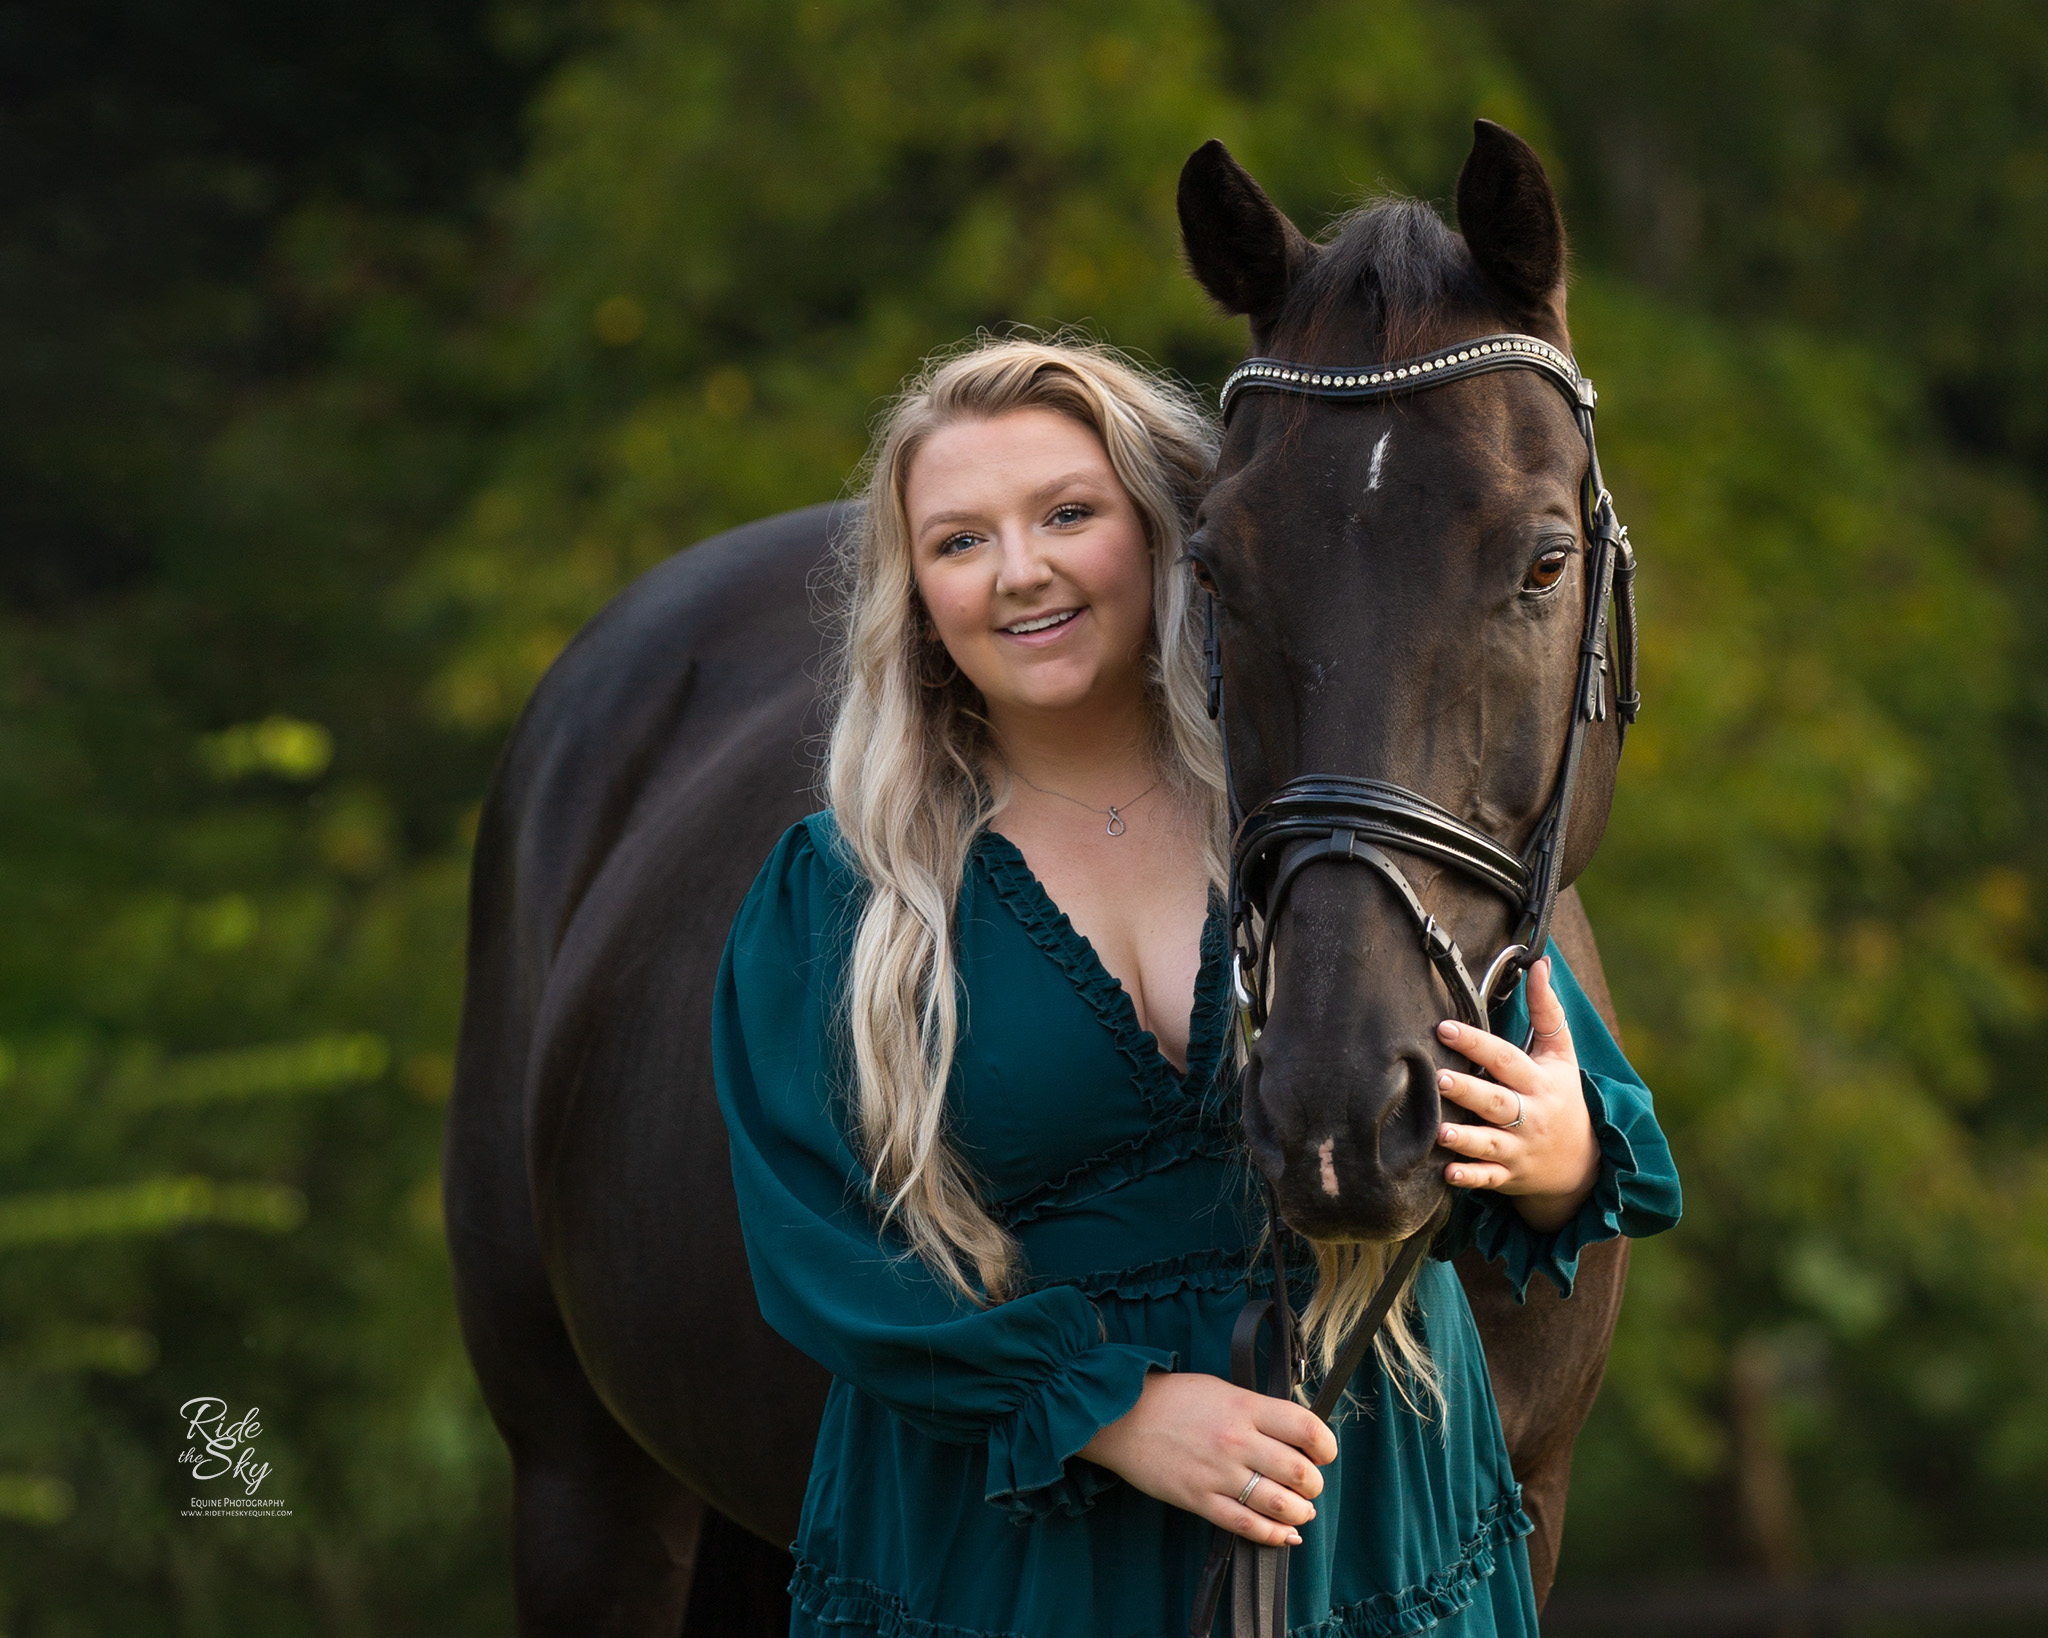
left=1236, top=1472, right=1263, bottom=1508
left=1502, top=1092, right=1525, bottom=1130
left=1532, top=1021, right=1564, bottom=1041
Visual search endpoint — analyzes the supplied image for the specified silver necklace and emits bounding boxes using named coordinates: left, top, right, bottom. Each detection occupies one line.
left=1013, top=769, right=1163, bottom=837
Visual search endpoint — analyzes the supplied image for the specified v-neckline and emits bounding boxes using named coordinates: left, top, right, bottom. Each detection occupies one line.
left=973, top=829, right=1228, bottom=1106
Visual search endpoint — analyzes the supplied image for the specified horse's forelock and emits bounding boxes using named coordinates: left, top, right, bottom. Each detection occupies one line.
left=1276, top=196, right=1507, bottom=363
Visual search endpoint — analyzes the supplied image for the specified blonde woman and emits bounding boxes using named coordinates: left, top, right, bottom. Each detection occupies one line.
left=711, top=336, right=1678, bottom=1636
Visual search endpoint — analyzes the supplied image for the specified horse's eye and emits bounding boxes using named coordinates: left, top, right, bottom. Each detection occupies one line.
left=1524, top=548, right=1570, bottom=593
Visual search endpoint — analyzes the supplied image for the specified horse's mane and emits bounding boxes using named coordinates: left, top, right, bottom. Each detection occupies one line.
left=1276, top=196, right=1510, bottom=362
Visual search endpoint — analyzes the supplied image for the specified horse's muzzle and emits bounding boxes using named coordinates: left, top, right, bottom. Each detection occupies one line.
left=1242, top=1041, right=1449, bottom=1243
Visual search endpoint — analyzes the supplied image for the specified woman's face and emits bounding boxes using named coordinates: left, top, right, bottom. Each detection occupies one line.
left=905, top=408, right=1155, bottom=726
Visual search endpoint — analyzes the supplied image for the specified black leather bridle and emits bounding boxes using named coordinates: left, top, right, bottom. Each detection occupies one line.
left=1214, top=332, right=1639, bottom=1043
left=1186, top=333, right=1641, bottom=1638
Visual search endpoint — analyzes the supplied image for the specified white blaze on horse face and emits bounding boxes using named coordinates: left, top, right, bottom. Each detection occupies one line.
left=1365, top=430, right=1392, bottom=492
left=1317, top=1137, right=1341, bottom=1197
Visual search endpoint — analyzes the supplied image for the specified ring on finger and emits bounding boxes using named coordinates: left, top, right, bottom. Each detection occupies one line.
left=1501, top=1091, right=1525, bottom=1130
left=1236, top=1472, right=1263, bottom=1508
left=1533, top=1020, right=1564, bottom=1040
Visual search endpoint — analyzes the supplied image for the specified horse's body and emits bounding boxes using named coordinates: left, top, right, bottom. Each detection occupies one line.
left=447, top=122, right=1634, bottom=1637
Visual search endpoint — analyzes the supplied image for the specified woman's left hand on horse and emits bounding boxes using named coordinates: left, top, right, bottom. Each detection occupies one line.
left=1432, top=957, right=1600, bottom=1233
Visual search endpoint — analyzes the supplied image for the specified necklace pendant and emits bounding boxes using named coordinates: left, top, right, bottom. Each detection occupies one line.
left=1105, top=807, right=1126, bottom=837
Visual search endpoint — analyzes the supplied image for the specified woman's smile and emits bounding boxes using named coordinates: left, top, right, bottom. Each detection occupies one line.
left=999, top=606, right=1084, bottom=642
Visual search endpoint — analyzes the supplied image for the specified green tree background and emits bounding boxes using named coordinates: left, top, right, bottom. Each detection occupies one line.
left=3, top=1, right=2045, bottom=1630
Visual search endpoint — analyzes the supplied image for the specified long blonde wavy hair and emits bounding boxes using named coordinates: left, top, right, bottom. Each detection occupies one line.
left=824, top=334, right=1435, bottom=1403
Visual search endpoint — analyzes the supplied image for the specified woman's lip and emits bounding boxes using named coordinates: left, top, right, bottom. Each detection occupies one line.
left=997, top=607, right=1084, bottom=645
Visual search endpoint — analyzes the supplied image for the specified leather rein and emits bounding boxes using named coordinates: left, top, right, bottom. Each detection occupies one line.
left=1185, top=333, right=1641, bottom=1637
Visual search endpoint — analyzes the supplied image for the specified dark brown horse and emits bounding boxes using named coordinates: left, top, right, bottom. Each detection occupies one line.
left=444, top=120, right=1632, bottom=1635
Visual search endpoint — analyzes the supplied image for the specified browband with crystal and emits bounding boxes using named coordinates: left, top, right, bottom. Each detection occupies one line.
left=1219, top=332, right=1589, bottom=422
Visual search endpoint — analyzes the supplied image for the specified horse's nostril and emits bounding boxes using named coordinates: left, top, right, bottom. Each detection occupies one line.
left=1376, top=1053, right=1442, bottom=1172
left=1378, top=1078, right=1408, bottom=1142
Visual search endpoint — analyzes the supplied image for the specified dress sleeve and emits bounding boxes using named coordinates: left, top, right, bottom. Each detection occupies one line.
left=1436, top=939, right=1682, bottom=1302
left=711, top=817, right=1176, bottom=1524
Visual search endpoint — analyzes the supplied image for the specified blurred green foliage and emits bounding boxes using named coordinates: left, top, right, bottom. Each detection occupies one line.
left=3, top=0, right=2046, bottom=1631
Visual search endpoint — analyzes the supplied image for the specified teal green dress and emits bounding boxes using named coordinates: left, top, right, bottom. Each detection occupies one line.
left=712, top=813, right=1681, bottom=1638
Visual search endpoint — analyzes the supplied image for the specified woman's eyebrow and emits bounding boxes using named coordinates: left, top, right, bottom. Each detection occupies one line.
left=917, top=472, right=1112, bottom=533
left=1022, top=470, right=1112, bottom=506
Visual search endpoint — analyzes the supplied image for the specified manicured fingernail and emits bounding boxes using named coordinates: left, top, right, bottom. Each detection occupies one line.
left=1437, top=1070, right=1453, bottom=1090
left=1440, top=1124, right=1456, bottom=1143
left=1447, top=1166, right=1464, bottom=1184
left=1438, top=1021, right=1458, bottom=1040
left=1287, top=1530, right=1303, bottom=1545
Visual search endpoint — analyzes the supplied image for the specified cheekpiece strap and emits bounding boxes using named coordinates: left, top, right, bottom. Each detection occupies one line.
left=1220, top=333, right=1583, bottom=423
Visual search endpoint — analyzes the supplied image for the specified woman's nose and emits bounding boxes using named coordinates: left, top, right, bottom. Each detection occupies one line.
left=993, top=530, right=1054, bottom=596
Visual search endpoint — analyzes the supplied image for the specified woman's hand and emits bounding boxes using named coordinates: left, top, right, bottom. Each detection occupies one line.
left=1435, top=957, right=1600, bottom=1234
left=1078, top=1370, right=1336, bottom=1547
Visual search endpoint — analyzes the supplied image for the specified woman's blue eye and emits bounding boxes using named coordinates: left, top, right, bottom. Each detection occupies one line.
left=938, top=533, right=979, bottom=556
left=1049, top=503, right=1091, bottom=526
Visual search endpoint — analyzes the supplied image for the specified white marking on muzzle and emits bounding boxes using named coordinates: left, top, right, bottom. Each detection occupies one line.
left=1365, top=430, right=1391, bottom=492
left=1317, top=1137, right=1340, bottom=1197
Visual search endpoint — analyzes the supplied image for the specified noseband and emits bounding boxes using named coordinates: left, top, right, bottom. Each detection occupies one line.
left=1209, top=333, right=1640, bottom=1041
left=1186, top=335, right=1642, bottom=1638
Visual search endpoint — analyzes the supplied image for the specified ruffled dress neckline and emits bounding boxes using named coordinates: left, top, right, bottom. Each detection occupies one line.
left=972, top=826, right=1229, bottom=1113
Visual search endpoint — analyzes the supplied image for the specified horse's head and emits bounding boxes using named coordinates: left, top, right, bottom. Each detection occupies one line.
left=1178, top=121, right=1629, bottom=1243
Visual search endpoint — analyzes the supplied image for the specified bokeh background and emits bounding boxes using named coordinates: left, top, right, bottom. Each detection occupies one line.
left=5, top=1, right=2047, bottom=1632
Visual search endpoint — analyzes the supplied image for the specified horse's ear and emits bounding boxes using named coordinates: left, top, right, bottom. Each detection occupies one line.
left=1455, top=120, right=1567, bottom=324
left=1177, top=140, right=1314, bottom=326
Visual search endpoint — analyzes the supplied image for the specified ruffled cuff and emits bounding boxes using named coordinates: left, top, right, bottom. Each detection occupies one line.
left=1449, top=1069, right=1671, bottom=1302
left=983, top=1342, right=1177, bottom=1524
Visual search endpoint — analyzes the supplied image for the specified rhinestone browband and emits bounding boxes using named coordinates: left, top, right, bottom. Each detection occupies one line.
left=1218, top=333, right=1589, bottom=422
